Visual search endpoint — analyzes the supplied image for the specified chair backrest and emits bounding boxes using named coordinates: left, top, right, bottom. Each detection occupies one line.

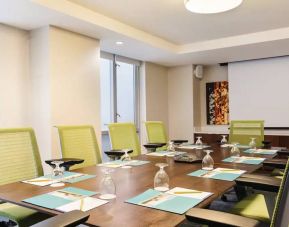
left=145, top=121, right=168, bottom=143
left=0, top=128, right=43, bottom=185
left=56, top=125, right=102, bottom=169
left=108, top=123, right=141, bottom=157
left=270, top=158, right=289, bottom=227
left=229, top=120, right=264, bottom=147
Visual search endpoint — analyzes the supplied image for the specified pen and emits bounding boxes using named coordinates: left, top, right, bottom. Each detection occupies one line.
left=173, top=191, right=202, bottom=194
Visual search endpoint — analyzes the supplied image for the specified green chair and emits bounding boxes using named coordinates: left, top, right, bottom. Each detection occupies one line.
left=108, top=123, right=141, bottom=157
left=185, top=159, right=289, bottom=227
left=55, top=125, right=102, bottom=169
left=145, top=121, right=167, bottom=143
left=0, top=128, right=49, bottom=226
left=229, top=120, right=264, bottom=147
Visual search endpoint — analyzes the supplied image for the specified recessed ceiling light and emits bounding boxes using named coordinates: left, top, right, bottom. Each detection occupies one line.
left=184, top=0, right=243, bottom=14
left=116, top=41, right=124, bottom=45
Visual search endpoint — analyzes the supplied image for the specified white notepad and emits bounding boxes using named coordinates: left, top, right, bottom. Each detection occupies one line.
left=56, top=197, right=108, bottom=212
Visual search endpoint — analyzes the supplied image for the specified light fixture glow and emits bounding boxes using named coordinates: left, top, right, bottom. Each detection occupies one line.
left=184, top=0, right=243, bottom=14
left=116, top=41, right=124, bottom=45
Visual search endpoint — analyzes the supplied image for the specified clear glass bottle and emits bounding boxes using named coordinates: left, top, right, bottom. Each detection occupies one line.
left=99, top=168, right=116, bottom=200
left=51, top=161, right=64, bottom=177
left=154, top=163, right=169, bottom=192
left=249, top=138, right=257, bottom=149
left=231, top=143, right=240, bottom=157
left=202, top=150, right=214, bottom=170
left=220, top=135, right=227, bottom=145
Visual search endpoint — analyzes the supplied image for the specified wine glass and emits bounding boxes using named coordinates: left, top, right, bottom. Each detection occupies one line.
left=220, top=135, right=227, bottom=145
left=249, top=138, right=257, bottom=149
left=202, top=150, right=214, bottom=170
left=99, top=168, right=116, bottom=200
left=51, top=161, right=64, bottom=177
left=231, top=143, right=240, bottom=157
left=195, top=136, right=203, bottom=148
left=168, top=141, right=175, bottom=152
left=121, top=149, right=131, bottom=161
left=154, top=163, right=169, bottom=192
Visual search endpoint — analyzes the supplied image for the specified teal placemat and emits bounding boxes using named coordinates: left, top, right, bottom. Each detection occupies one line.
left=23, top=187, right=98, bottom=209
left=104, top=160, right=150, bottom=166
left=43, top=171, right=96, bottom=183
left=126, top=189, right=201, bottom=214
left=243, top=149, right=278, bottom=155
left=188, top=169, right=243, bottom=181
left=23, top=194, right=73, bottom=209
left=223, top=156, right=265, bottom=165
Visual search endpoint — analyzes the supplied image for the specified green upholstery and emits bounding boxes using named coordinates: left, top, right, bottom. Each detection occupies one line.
left=231, top=159, right=289, bottom=225
left=229, top=120, right=264, bottom=147
left=108, top=123, right=141, bottom=157
left=56, top=125, right=102, bottom=169
left=0, top=128, right=49, bottom=226
left=145, top=121, right=167, bottom=143
left=231, top=194, right=270, bottom=223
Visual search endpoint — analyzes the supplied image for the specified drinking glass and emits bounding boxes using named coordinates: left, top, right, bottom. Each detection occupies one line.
left=154, top=163, right=169, bottom=192
left=51, top=161, right=64, bottom=177
left=195, top=136, right=203, bottom=148
left=202, top=150, right=214, bottom=170
left=99, top=168, right=116, bottom=200
left=168, top=141, right=175, bottom=152
left=121, top=149, right=131, bottom=161
left=231, top=143, right=240, bottom=157
left=220, top=135, right=227, bottom=145
left=249, top=138, right=257, bottom=149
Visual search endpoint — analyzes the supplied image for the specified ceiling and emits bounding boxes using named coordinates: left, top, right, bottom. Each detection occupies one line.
left=2, top=0, right=289, bottom=66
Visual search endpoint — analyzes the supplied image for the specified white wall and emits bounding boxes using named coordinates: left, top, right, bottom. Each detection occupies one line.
left=0, top=24, right=30, bottom=127
left=168, top=65, right=194, bottom=142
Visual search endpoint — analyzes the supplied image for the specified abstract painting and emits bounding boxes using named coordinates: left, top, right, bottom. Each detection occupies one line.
left=206, top=81, right=229, bottom=125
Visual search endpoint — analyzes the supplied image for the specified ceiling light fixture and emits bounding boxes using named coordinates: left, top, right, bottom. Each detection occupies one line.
left=116, top=41, right=124, bottom=45
left=184, top=0, right=243, bottom=14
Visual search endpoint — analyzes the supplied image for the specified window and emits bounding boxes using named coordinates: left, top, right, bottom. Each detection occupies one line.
left=100, top=52, right=140, bottom=157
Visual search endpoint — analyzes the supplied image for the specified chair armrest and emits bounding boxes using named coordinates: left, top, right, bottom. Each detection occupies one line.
left=277, top=150, right=289, bottom=156
left=31, top=210, right=89, bottom=227
left=171, top=139, right=188, bottom=145
left=104, top=149, right=133, bottom=156
left=236, top=174, right=281, bottom=192
left=143, top=143, right=167, bottom=149
left=186, top=208, right=260, bottom=227
left=263, top=159, right=287, bottom=169
left=45, top=158, right=84, bottom=171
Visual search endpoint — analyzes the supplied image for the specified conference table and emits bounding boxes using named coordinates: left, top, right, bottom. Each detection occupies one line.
left=0, top=144, right=276, bottom=227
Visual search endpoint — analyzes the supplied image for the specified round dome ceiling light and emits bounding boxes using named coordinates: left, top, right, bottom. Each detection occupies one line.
left=184, top=0, right=243, bottom=14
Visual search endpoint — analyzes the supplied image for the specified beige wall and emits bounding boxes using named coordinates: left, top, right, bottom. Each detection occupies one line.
left=140, top=62, right=169, bottom=147
left=0, top=24, right=30, bottom=127
left=168, top=65, right=194, bottom=142
left=198, top=64, right=228, bottom=133
left=0, top=24, right=102, bottom=173
left=49, top=27, right=101, bottom=159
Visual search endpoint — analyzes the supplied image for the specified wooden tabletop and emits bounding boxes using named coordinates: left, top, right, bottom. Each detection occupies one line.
left=0, top=144, right=275, bottom=227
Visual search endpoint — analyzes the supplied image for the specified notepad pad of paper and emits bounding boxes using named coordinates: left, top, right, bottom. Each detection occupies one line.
left=146, top=151, right=186, bottom=157
left=126, top=187, right=213, bottom=214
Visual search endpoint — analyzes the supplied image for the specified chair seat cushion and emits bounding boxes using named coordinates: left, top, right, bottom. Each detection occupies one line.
left=271, top=168, right=284, bottom=177
left=230, top=194, right=270, bottom=223
left=0, top=202, right=49, bottom=226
